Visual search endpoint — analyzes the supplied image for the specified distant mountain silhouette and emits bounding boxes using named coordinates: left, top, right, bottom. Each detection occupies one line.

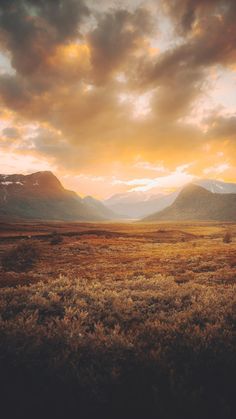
left=2, top=172, right=236, bottom=222
left=83, top=196, right=117, bottom=220
left=0, top=171, right=113, bottom=221
left=142, top=184, right=236, bottom=222
left=105, top=179, right=236, bottom=219
left=194, top=179, right=236, bottom=194
left=104, top=191, right=178, bottom=218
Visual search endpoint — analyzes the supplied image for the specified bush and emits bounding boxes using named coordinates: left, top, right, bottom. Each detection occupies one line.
left=223, top=230, right=232, bottom=243
left=1, top=242, right=40, bottom=272
left=50, top=231, right=63, bottom=245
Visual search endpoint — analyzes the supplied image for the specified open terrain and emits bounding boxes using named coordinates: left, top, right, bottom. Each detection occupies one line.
left=0, top=222, right=236, bottom=419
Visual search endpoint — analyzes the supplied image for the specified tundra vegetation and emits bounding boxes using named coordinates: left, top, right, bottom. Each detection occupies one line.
left=0, top=222, right=235, bottom=419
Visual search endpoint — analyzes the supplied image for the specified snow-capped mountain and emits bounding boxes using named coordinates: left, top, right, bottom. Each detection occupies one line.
left=104, top=179, right=236, bottom=219
left=0, top=172, right=115, bottom=221
left=143, top=184, right=236, bottom=222
left=194, top=179, right=236, bottom=194
left=1, top=173, right=236, bottom=221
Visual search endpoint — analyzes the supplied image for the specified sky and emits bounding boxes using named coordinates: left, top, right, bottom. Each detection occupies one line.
left=0, top=0, right=236, bottom=199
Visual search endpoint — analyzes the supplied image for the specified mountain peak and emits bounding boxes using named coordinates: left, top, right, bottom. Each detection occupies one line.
left=194, top=179, right=236, bottom=194
left=0, top=171, right=114, bottom=221
left=177, top=183, right=211, bottom=199
left=26, top=171, right=64, bottom=192
left=143, top=183, right=236, bottom=222
left=83, top=195, right=98, bottom=203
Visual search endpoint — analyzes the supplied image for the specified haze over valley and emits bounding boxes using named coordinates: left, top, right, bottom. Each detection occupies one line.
left=0, top=1, right=236, bottom=419
left=1, top=171, right=236, bottom=221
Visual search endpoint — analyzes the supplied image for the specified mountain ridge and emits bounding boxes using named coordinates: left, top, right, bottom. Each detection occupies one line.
left=104, top=179, right=236, bottom=219
left=0, top=171, right=112, bottom=221
left=1, top=172, right=236, bottom=222
left=142, top=183, right=236, bottom=222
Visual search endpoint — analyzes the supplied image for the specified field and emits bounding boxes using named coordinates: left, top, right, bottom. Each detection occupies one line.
left=0, top=221, right=236, bottom=419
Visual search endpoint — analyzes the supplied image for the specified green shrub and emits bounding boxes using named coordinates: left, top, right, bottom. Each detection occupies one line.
left=1, top=242, right=40, bottom=272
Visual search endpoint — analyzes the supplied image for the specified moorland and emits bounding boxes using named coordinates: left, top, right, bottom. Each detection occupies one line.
left=0, top=221, right=236, bottom=419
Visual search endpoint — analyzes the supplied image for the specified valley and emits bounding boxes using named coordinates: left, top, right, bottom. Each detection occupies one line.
left=2, top=171, right=236, bottom=223
left=1, top=1, right=236, bottom=417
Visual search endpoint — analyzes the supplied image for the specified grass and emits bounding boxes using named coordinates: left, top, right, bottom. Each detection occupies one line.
left=1, top=241, right=40, bottom=272
left=0, top=222, right=236, bottom=419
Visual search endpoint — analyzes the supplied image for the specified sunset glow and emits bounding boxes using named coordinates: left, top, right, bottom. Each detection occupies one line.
left=0, top=0, right=236, bottom=198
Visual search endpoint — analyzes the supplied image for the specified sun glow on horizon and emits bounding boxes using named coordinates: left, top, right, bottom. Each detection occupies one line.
left=0, top=0, right=236, bottom=198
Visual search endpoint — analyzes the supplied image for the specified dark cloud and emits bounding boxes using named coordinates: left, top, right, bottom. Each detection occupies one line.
left=162, top=0, right=230, bottom=34
left=134, top=0, right=236, bottom=119
left=0, top=0, right=90, bottom=75
left=0, top=0, right=235, bottom=175
left=0, top=74, right=30, bottom=110
left=87, top=7, right=154, bottom=83
left=0, top=3, right=154, bottom=96
left=0, top=3, right=155, bottom=114
left=161, top=0, right=236, bottom=66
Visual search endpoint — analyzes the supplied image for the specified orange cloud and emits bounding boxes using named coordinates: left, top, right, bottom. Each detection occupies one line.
left=0, top=0, right=236, bottom=197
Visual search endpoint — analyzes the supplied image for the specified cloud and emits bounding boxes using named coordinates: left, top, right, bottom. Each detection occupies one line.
left=0, top=145, right=56, bottom=174
left=87, top=7, right=154, bottom=83
left=161, top=0, right=236, bottom=68
left=0, top=0, right=90, bottom=75
left=135, top=0, right=236, bottom=119
left=162, top=0, right=232, bottom=35
left=0, top=71, right=221, bottom=173
left=203, top=163, right=230, bottom=175
left=206, top=113, right=236, bottom=139
left=134, top=161, right=166, bottom=172
left=0, top=0, right=235, bottom=196
left=112, top=164, right=195, bottom=192
left=2, top=126, right=19, bottom=139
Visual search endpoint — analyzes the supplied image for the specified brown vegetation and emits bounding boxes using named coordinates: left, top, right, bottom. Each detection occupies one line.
left=50, top=231, right=64, bottom=245
left=223, top=230, right=232, bottom=243
left=1, top=241, right=40, bottom=272
left=0, top=222, right=235, bottom=419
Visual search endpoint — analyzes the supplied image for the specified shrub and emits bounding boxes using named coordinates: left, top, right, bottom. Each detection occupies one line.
left=223, top=230, right=232, bottom=243
left=50, top=231, right=63, bottom=245
left=1, top=242, right=40, bottom=272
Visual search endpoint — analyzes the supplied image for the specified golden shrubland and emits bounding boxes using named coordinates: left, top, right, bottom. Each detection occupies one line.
left=0, top=222, right=235, bottom=419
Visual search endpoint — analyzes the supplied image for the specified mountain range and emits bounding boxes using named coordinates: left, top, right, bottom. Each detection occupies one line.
left=0, top=171, right=115, bottom=221
left=143, top=184, right=236, bottom=222
left=194, top=179, right=236, bottom=194
left=104, top=179, right=236, bottom=219
left=0, top=171, right=236, bottom=222
left=104, top=191, right=178, bottom=219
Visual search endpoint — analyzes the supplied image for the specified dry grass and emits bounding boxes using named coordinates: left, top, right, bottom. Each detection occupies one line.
left=0, top=222, right=235, bottom=419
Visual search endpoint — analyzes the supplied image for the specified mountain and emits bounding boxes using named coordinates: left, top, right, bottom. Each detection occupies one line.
left=0, top=171, right=113, bottom=221
left=3, top=172, right=236, bottom=222
left=104, top=191, right=178, bottom=219
left=142, top=184, right=236, bottom=222
left=83, top=196, right=117, bottom=220
left=104, top=179, right=236, bottom=219
left=194, top=179, right=236, bottom=194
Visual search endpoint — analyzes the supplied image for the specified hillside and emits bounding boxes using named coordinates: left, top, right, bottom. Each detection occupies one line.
left=104, top=191, right=178, bottom=218
left=83, top=195, right=117, bottom=220
left=143, top=184, right=236, bottom=222
left=105, top=179, right=236, bottom=219
left=0, top=171, right=111, bottom=221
